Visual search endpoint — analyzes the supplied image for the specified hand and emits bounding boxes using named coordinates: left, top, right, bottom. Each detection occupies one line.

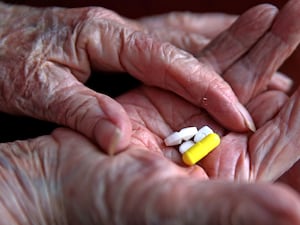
left=1, top=1, right=300, bottom=224
left=0, top=2, right=254, bottom=154
left=1, top=86, right=300, bottom=225
left=193, top=0, right=300, bottom=183
left=140, top=2, right=299, bottom=96
left=1, top=3, right=300, bottom=224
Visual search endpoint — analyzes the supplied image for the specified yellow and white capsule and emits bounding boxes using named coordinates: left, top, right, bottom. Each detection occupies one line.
left=182, top=133, right=220, bottom=166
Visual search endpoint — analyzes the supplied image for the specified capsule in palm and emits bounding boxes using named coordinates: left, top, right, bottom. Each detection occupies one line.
left=182, top=133, right=220, bottom=166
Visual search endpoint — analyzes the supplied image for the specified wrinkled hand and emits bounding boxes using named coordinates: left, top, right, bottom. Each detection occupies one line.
left=1, top=84, right=300, bottom=224
left=138, top=2, right=297, bottom=95
left=0, top=2, right=256, bottom=154
left=141, top=0, right=300, bottom=183
left=1, top=2, right=300, bottom=224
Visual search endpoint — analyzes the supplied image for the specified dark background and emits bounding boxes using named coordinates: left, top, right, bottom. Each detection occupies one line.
left=3, top=0, right=288, bottom=17
left=1, top=0, right=298, bottom=142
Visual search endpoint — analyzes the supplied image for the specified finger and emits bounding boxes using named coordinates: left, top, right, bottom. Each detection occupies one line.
left=247, top=90, right=288, bottom=128
left=199, top=132, right=250, bottom=181
left=200, top=90, right=288, bottom=181
left=79, top=17, right=255, bottom=132
left=223, top=0, right=300, bottom=103
left=139, top=13, right=237, bottom=55
left=249, top=86, right=300, bottom=182
left=125, top=13, right=212, bottom=54
left=268, top=72, right=293, bottom=93
left=38, top=64, right=131, bottom=153
left=197, top=4, right=278, bottom=75
left=139, top=12, right=236, bottom=39
left=144, top=28, right=210, bottom=55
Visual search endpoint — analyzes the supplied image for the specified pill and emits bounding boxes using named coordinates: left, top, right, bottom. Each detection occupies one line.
left=193, top=126, right=214, bottom=143
left=178, top=127, right=198, bottom=141
left=179, top=140, right=195, bottom=154
left=182, top=133, right=220, bottom=166
left=164, top=131, right=182, bottom=146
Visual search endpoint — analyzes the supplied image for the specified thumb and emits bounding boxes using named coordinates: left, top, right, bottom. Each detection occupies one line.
left=134, top=179, right=300, bottom=225
left=46, top=76, right=131, bottom=154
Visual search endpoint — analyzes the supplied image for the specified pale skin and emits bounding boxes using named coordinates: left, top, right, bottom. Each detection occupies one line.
left=0, top=1, right=257, bottom=153
left=0, top=0, right=300, bottom=225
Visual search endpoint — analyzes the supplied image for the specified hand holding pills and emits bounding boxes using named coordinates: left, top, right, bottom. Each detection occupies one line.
left=4, top=78, right=300, bottom=225
left=0, top=0, right=300, bottom=224
left=164, top=126, right=220, bottom=165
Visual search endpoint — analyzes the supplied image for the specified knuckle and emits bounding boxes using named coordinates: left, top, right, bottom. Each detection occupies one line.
left=83, top=7, right=125, bottom=25
left=166, top=11, right=194, bottom=26
left=65, top=97, right=91, bottom=130
left=56, top=91, right=101, bottom=138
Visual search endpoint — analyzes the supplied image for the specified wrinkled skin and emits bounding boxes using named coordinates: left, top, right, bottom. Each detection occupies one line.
left=2, top=87, right=300, bottom=225
left=0, top=2, right=257, bottom=154
left=1, top=0, right=300, bottom=225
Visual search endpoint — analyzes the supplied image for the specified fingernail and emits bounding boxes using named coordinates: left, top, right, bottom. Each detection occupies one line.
left=95, top=119, right=121, bottom=154
left=108, top=128, right=121, bottom=156
left=236, top=103, right=256, bottom=132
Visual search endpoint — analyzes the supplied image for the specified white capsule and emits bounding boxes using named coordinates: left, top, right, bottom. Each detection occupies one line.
left=193, top=126, right=214, bottom=143
left=178, top=127, right=198, bottom=141
left=164, top=131, right=182, bottom=146
left=179, top=140, right=195, bottom=154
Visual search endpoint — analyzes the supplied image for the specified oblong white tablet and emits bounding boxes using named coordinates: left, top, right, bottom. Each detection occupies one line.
left=178, top=127, right=198, bottom=141
left=164, top=132, right=182, bottom=146
left=193, top=126, right=214, bottom=143
left=179, top=140, right=195, bottom=154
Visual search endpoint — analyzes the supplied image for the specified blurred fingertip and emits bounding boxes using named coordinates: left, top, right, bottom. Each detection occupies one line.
left=95, top=119, right=131, bottom=154
left=269, top=71, right=294, bottom=93
left=186, top=166, right=208, bottom=179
